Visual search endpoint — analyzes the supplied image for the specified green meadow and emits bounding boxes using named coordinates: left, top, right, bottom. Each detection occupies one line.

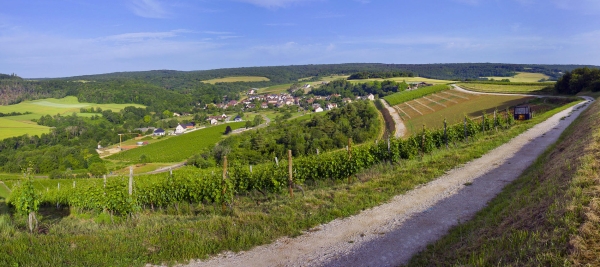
left=0, top=96, right=145, bottom=140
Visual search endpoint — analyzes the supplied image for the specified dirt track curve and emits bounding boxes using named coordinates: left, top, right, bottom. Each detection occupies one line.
left=175, top=90, right=593, bottom=267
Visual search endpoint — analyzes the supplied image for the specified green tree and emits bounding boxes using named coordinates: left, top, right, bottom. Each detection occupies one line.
left=89, top=162, right=107, bottom=177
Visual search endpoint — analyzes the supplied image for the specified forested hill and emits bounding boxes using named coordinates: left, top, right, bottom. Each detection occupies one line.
left=1, top=63, right=597, bottom=109
left=61, top=63, right=595, bottom=83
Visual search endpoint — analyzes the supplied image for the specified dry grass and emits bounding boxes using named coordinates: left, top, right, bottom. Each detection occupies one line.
left=457, top=83, right=553, bottom=94
left=485, top=72, right=552, bottom=83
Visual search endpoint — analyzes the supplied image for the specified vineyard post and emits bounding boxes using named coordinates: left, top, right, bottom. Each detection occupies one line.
left=464, top=117, right=468, bottom=142
left=275, top=157, right=279, bottom=166
left=222, top=156, right=228, bottom=212
left=387, top=134, right=390, bottom=154
left=57, top=183, right=60, bottom=209
left=494, top=110, right=498, bottom=132
left=444, top=119, right=448, bottom=149
left=73, top=181, right=75, bottom=189
left=288, top=150, right=294, bottom=198
left=128, top=166, right=133, bottom=196
left=421, top=124, right=425, bottom=158
left=348, top=138, right=352, bottom=184
left=316, top=148, right=319, bottom=155
left=250, top=165, right=253, bottom=173
left=57, top=183, right=60, bottom=190
left=482, top=113, right=485, bottom=134
left=103, top=175, right=106, bottom=188
left=169, top=167, right=172, bottom=177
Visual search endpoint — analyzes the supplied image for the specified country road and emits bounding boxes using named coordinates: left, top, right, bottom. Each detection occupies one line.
left=176, top=91, right=593, bottom=267
left=380, top=99, right=406, bottom=138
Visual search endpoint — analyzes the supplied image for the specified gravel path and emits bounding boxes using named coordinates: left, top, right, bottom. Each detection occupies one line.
left=180, top=94, right=593, bottom=267
left=380, top=99, right=406, bottom=138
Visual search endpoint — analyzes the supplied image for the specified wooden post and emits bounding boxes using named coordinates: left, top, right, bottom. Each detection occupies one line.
left=73, top=181, right=76, bottom=189
left=387, top=134, right=390, bottom=153
left=288, top=150, right=294, bottom=198
left=464, top=117, right=468, bottom=142
left=494, top=110, right=498, bottom=132
left=128, top=166, right=133, bottom=195
left=444, top=119, right=448, bottom=149
left=169, top=167, right=172, bottom=177
left=275, top=157, right=279, bottom=166
left=222, top=156, right=228, bottom=212
left=250, top=165, right=253, bottom=173
left=103, top=175, right=106, bottom=188
left=316, top=148, right=319, bottom=155
left=421, top=124, right=425, bottom=156
left=348, top=138, right=352, bottom=184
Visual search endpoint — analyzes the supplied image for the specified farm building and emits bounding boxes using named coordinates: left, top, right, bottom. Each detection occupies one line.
left=234, top=115, right=243, bottom=122
left=513, top=105, right=532, bottom=120
left=153, top=128, right=165, bottom=136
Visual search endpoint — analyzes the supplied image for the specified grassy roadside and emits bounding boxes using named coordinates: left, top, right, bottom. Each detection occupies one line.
left=0, top=100, right=581, bottom=266
left=407, top=98, right=599, bottom=266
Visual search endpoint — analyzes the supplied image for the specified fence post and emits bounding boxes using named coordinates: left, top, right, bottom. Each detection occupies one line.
left=444, top=119, right=448, bottom=149
left=316, top=148, right=319, bottom=155
left=387, top=134, right=390, bottom=153
left=482, top=113, right=485, bottom=134
left=421, top=124, right=425, bottom=156
left=494, top=110, right=498, bottom=132
left=464, top=116, right=468, bottom=142
left=128, top=166, right=133, bottom=196
left=288, top=150, right=294, bottom=198
left=275, top=157, right=279, bottom=166
left=73, top=181, right=76, bottom=189
left=222, top=156, right=228, bottom=212
left=103, top=175, right=106, bottom=188
left=250, top=165, right=253, bottom=173
left=169, top=167, right=172, bottom=177
left=348, top=138, right=353, bottom=184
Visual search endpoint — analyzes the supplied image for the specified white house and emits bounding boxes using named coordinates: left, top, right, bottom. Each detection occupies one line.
left=175, top=124, right=185, bottom=134
left=367, top=94, right=375, bottom=101
left=209, top=119, right=218, bottom=125
left=153, top=128, right=166, bottom=136
left=314, top=107, right=324, bottom=113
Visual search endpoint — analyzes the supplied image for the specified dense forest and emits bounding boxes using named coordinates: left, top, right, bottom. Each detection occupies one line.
left=347, top=71, right=414, bottom=80
left=312, top=79, right=409, bottom=98
left=555, top=67, right=600, bottom=95
left=188, top=101, right=380, bottom=167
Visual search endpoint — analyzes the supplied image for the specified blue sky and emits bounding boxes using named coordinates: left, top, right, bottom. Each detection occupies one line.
left=1, top=0, right=599, bottom=78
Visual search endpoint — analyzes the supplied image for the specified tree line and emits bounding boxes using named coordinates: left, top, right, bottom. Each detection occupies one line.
left=555, top=67, right=600, bottom=95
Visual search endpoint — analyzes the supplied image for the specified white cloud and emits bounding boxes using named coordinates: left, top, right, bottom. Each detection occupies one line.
left=235, top=0, right=316, bottom=8
left=101, top=30, right=186, bottom=42
left=129, top=0, right=169, bottom=18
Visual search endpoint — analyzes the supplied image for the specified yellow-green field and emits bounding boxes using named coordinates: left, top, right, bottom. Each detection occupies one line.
left=0, top=96, right=145, bottom=140
left=349, top=76, right=455, bottom=84
left=457, top=83, right=553, bottom=94
left=485, top=72, right=553, bottom=82
left=394, top=89, right=532, bottom=135
left=202, top=76, right=270, bottom=84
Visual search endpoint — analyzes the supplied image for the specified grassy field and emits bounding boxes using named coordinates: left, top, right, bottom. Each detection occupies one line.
left=202, top=76, right=270, bottom=84
left=107, top=122, right=246, bottom=163
left=383, top=84, right=450, bottom=106
left=0, top=96, right=145, bottom=140
left=391, top=89, right=539, bottom=135
left=0, top=100, right=578, bottom=267
left=485, top=72, right=552, bottom=82
left=349, top=76, right=455, bottom=84
left=408, top=97, right=599, bottom=266
left=457, top=83, right=554, bottom=94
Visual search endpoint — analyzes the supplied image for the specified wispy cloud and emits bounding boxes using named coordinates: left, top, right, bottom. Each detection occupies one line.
left=101, top=30, right=186, bottom=42
left=204, top=31, right=234, bottom=35
left=129, top=0, right=169, bottom=18
left=235, top=0, right=317, bottom=8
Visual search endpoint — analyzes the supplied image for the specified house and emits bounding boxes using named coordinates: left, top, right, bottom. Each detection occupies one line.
left=246, top=103, right=256, bottom=109
left=343, top=98, right=352, bottom=103
left=182, top=122, right=195, bottom=129
left=209, top=118, right=218, bottom=125
left=248, top=88, right=257, bottom=95
left=326, top=103, right=338, bottom=110
left=261, top=102, right=269, bottom=109
left=221, top=114, right=228, bottom=119
left=234, top=115, right=243, bottom=122
left=314, top=107, right=324, bottom=113
left=175, top=124, right=186, bottom=134
left=367, top=94, right=375, bottom=101
left=153, top=128, right=166, bottom=136
left=173, top=113, right=181, bottom=117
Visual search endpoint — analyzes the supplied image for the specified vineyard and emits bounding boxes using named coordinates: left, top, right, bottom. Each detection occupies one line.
left=107, top=122, right=246, bottom=163
left=383, top=85, right=450, bottom=106
left=391, top=89, right=537, bottom=134
left=8, top=112, right=518, bottom=215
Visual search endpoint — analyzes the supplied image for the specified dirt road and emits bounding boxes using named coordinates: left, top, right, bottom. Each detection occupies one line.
left=380, top=99, right=406, bottom=138
left=181, top=94, right=593, bottom=267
